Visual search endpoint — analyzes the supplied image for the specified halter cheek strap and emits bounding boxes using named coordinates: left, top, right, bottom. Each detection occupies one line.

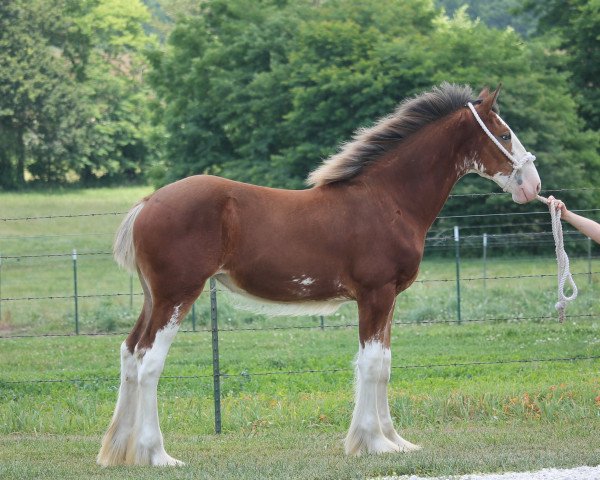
left=466, top=102, right=536, bottom=191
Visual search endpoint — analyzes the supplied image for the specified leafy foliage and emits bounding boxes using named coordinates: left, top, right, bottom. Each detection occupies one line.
left=521, top=0, right=600, bottom=132
left=436, top=0, right=537, bottom=35
left=1, top=0, right=597, bottom=216
left=0, top=0, right=84, bottom=186
left=0, top=0, right=157, bottom=189
left=148, top=0, right=599, bottom=226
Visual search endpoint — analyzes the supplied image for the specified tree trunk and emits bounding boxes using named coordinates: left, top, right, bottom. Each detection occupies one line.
left=16, top=125, right=26, bottom=187
left=0, top=123, right=18, bottom=189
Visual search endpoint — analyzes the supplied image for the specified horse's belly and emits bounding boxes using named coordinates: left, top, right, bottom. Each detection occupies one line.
left=214, top=273, right=349, bottom=317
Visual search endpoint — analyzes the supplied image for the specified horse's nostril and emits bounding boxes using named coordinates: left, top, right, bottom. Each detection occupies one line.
left=536, top=182, right=541, bottom=193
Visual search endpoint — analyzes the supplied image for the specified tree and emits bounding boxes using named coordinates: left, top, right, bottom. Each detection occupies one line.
left=75, top=0, right=159, bottom=184
left=148, top=0, right=599, bottom=226
left=147, top=0, right=304, bottom=186
left=276, top=0, right=437, bottom=186
left=521, top=0, right=600, bottom=132
left=436, top=0, right=536, bottom=36
left=148, top=0, right=439, bottom=187
left=0, top=0, right=87, bottom=187
left=0, top=0, right=157, bottom=189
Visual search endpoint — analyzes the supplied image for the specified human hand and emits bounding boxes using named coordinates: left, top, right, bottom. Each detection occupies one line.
left=547, top=195, right=569, bottom=217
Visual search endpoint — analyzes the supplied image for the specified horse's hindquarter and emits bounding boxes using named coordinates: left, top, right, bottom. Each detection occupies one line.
left=133, top=176, right=237, bottom=296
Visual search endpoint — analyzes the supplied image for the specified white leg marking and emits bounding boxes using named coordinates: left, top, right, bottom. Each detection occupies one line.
left=345, top=341, right=399, bottom=455
left=127, top=306, right=184, bottom=466
left=97, top=341, right=139, bottom=466
left=377, top=348, right=421, bottom=452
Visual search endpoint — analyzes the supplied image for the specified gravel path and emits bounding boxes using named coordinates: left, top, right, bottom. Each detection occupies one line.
left=381, top=465, right=600, bottom=480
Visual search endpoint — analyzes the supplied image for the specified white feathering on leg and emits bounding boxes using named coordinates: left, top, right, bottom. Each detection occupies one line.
left=345, top=341, right=399, bottom=455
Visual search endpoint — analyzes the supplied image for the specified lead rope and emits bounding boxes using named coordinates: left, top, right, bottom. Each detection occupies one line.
left=536, top=195, right=578, bottom=322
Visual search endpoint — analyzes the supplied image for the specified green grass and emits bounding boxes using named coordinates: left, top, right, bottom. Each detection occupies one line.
left=2, top=423, right=600, bottom=480
left=1, top=321, right=599, bottom=478
left=1, top=187, right=152, bottom=334
left=1, top=187, right=600, bottom=478
left=2, top=322, right=600, bottom=435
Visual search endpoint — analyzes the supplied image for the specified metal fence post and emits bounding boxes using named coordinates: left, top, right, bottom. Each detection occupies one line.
left=210, top=277, right=222, bottom=434
left=454, top=226, right=461, bottom=324
left=191, top=302, right=196, bottom=331
left=72, top=249, right=79, bottom=335
left=588, top=237, right=592, bottom=286
left=0, top=253, right=2, bottom=322
left=482, top=233, right=488, bottom=290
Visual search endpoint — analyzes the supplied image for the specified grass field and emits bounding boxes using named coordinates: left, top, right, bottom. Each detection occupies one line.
left=1, top=187, right=599, bottom=478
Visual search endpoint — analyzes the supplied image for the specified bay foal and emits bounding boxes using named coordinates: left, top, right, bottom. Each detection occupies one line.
left=98, top=84, right=541, bottom=466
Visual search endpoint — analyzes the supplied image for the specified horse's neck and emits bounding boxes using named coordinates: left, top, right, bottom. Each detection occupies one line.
left=362, top=117, right=470, bottom=231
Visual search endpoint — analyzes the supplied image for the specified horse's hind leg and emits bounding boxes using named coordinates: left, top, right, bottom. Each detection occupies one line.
left=124, top=290, right=200, bottom=466
left=97, top=271, right=152, bottom=466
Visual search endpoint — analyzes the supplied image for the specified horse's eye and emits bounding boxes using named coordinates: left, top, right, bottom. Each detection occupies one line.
left=500, top=133, right=511, bottom=141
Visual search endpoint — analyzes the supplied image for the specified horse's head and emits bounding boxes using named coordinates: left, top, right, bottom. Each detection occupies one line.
left=467, top=86, right=541, bottom=204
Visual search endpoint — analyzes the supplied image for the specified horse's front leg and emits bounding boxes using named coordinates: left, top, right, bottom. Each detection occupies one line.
left=345, top=287, right=401, bottom=455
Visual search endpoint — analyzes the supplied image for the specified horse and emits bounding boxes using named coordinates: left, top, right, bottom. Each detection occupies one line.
left=97, top=83, right=541, bottom=466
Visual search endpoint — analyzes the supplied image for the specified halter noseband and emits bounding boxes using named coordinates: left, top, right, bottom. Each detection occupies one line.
left=466, top=102, right=536, bottom=190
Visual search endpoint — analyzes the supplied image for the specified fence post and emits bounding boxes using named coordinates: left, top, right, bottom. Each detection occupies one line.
left=191, top=302, right=196, bottom=331
left=588, top=237, right=592, bottom=285
left=72, top=249, right=79, bottom=335
left=0, top=253, right=2, bottom=322
left=320, top=315, right=325, bottom=331
left=482, top=233, right=488, bottom=290
left=454, top=226, right=461, bottom=324
left=210, top=277, right=222, bottom=434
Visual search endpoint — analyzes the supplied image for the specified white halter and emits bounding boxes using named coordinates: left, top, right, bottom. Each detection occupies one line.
left=467, top=102, right=536, bottom=190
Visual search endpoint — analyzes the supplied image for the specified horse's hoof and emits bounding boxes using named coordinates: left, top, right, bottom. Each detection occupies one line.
left=151, top=453, right=185, bottom=467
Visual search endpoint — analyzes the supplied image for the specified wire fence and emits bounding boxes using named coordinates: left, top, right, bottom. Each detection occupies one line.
left=2, top=207, right=600, bottom=224
left=2, top=186, right=600, bottom=223
left=1, top=268, right=598, bottom=301
left=3, top=354, right=600, bottom=385
left=0, top=230, right=594, bottom=256
left=1, top=195, right=599, bottom=433
left=2, top=312, right=600, bottom=340
left=1, top=207, right=598, bottom=336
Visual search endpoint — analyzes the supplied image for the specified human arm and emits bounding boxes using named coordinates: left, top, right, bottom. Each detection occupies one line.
left=547, top=196, right=600, bottom=244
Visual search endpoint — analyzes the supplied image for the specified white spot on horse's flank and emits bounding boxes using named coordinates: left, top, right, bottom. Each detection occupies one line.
left=291, top=275, right=315, bottom=286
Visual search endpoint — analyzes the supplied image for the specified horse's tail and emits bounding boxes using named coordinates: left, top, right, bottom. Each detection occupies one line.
left=113, top=201, right=145, bottom=273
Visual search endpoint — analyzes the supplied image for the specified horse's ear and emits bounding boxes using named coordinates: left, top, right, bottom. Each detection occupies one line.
left=477, top=87, right=490, bottom=101
left=479, top=84, right=501, bottom=113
